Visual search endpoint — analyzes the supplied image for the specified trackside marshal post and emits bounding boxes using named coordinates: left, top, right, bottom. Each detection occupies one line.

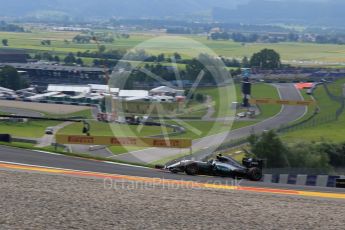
left=56, top=135, right=192, bottom=149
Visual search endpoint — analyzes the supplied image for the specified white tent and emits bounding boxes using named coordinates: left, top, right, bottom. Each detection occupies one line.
left=150, top=86, right=176, bottom=93
left=150, top=86, right=184, bottom=95
left=119, top=90, right=149, bottom=98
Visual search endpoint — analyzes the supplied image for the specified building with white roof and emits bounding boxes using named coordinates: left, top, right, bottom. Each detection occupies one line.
left=0, top=86, right=16, bottom=99
left=88, top=84, right=109, bottom=92
left=88, top=84, right=120, bottom=95
left=47, top=84, right=91, bottom=94
left=34, top=84, right=183, bottom=115
left=110, top=88, right=120, bottom=94
left=0, top=86, right=14, bottom=93
left=26, top=92, right=60, bottom=101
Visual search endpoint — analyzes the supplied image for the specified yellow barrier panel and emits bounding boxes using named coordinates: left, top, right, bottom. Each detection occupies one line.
left=56, top=135, right=192, bottom=149
left=249, top=98, right=315, bottom=106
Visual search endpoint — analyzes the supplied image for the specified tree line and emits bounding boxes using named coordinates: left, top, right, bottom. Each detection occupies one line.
left=0, top=66, right=28, bottom=90
left=210, top=31, right=345, bottom=45
left=0, top=21, right=25, bottom=32
left=209, top=31, right=299, bottom=43
left=31, top=52, right=83, bottom=66
left=72, top=32, right=129, bottom=44
left=248, top=131, right=345, bottom=170
left=222, top=49, right=281, bottom=69
left=122, top=53, right=231, bottom=89
left=30, top=47, right=282, bottom=75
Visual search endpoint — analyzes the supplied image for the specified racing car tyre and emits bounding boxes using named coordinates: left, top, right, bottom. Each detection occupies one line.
left=247, top=167, right=262, bottom=181
left=185, top=164, right=199, bottom=175
left=170, top=169, right=179, bottom=174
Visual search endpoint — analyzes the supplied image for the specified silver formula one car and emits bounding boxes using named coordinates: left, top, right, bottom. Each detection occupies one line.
left=157, top=154, right=263, bottom=181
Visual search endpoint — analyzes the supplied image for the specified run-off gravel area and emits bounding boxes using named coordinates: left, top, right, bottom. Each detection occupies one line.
left=0, top=170, right=344, bottom=230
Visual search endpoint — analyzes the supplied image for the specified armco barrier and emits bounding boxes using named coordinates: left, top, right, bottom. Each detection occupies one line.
left=262, top=174, right=345, bottom=188
left=11, top=138, right=38, bottom=144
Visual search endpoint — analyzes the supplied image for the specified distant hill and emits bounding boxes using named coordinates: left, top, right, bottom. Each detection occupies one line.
left=0, top=0, right=342, bottom=27
left=0, top=0, right=242, bottom=19
left=213, top=0, right=345, bottom=26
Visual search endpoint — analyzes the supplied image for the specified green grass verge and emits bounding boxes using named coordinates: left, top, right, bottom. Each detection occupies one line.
left=196, top=85, right=237, bottom=118
left=0, top=109, right=93, bottom=139
left=45, top=109, right=93, bottom=119
left=58, top=121, right=171, bottom=155
left=251, top=83, right=281, bottom=120
left=108, top=145, right=146, bottom=155
left=196, top=83, right=280, bottom=120
left=313, top=85, right=340, bottom=113
left=0, top=120, right=61, bottom=138
left=0, top=141, right=36, bottom=149
left=58, top=121, right=172, bottom=137
left=281, top=79, right=345, bottom=143
left=281, top=115, right=345, bottom=143
left=327, top=78, right=345, bottom=98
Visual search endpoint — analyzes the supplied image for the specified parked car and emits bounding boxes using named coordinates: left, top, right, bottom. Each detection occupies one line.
left=45, top=127, right=54, bottom=135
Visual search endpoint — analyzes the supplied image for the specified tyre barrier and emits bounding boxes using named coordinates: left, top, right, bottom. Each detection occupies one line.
left=0, top=134, right=12, bottom=143
left=262, top=174, right=345, bottom=188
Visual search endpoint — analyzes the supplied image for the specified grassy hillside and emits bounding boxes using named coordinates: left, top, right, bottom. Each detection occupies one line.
left=58, top=121, right=171, bottom=137
left=0, top=120, right=60, bottom=138
left=281, top=78, right=345, bottom=143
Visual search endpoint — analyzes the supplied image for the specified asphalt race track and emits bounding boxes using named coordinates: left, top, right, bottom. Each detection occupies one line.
left=191, top=83, right=308, bottom=160
left=116, top=83, right=307, bottom=163
left=0, top=145, right=344, bottom=194
left=0, top=106, right=44, bottom=117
